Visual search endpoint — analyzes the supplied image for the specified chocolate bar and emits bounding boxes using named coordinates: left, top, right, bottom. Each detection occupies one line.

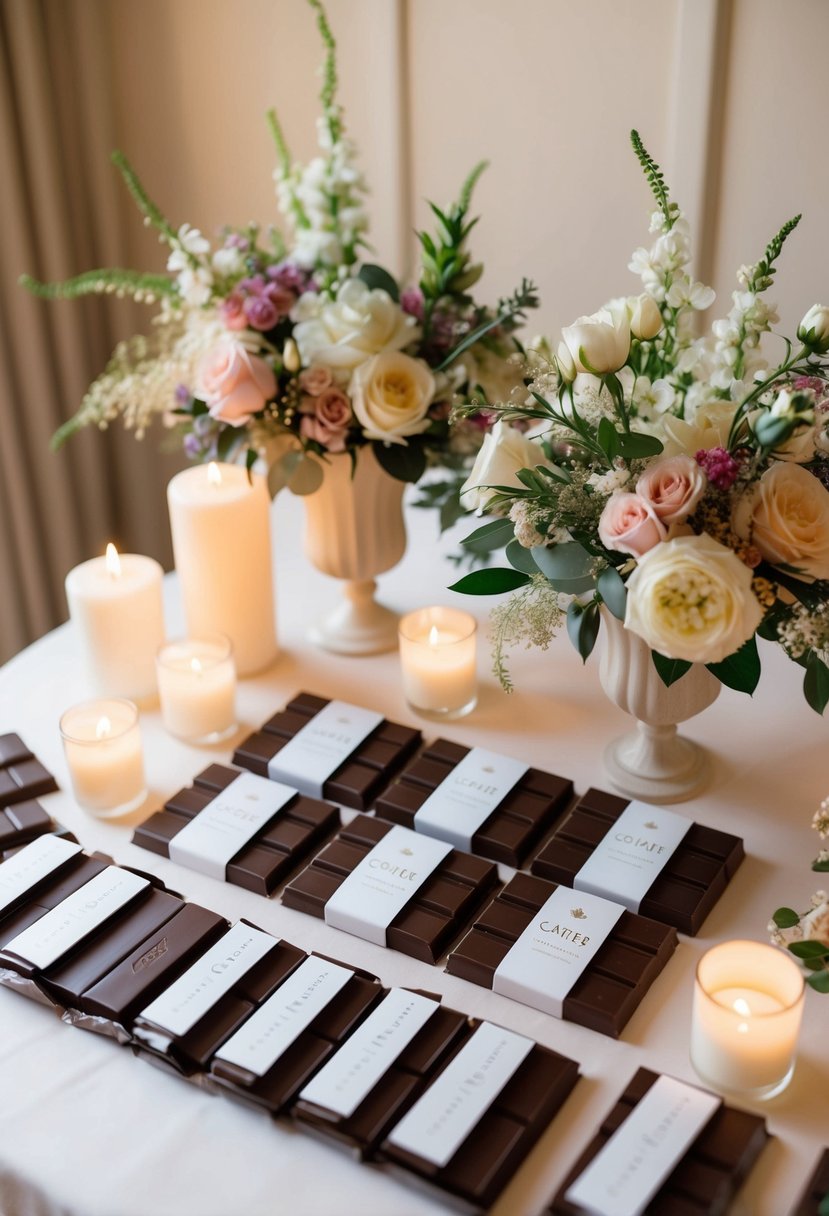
left=211, top=952, right=384, bottom=1115
left=0, top=801, right=54, bottom=855
left=0, top=733, right=58, bottom=808
left=373, top=738, right=574, bottom=866
left=380, top=1020, right=579, bottom=1211
left=446, top=873, right=676, bottom=1038
left=133, top=764, right=340, bottom=895
left=531, top=787, right=744, bottom=935
left=233, top=692, right=421, bottom=810
left=792, top=1149, right=829, bottom=1216
left=295, top=988, right=468, bottom=1156
left=547, top=1068, right=768, bottom=1215
left=282, top=815, right=500, bottom=963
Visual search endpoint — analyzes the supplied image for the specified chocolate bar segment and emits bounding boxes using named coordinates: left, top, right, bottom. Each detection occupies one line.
left=446, top=873, right=676, bottom=1038
left=531, top=787, right=744, bottom=935
left=0, top=733, right=58, bottom=809
left=282, top=815, right=500, bottom=963
left=0, top=801, right=54, bottom=853
left=234, top=693, right=421, bottom=810
left=132, top=764, right=340, bottom=895
left=381, top=1021, right=579, bottom=1211
left=791, top=1149, right=829, bottom=1216
left=547, top=1067, right=768, bottom=1215
left=374, top=738, right=574, bottom=867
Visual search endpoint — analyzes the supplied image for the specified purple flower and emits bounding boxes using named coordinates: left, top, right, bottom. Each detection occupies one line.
left=695, top=446, right=740, bottom=490
left=225, top=233, right=250, bottom=251
left=175, top=383, right=192, bottom=405
left=239, top=274, right=267, bottom=297
left=263, top=282, right=295, bottom=315
left=266, top=261, right=308, bottom=293
left=401, top=287, right=425, bottom=322
left=243, top=294, right=280, bottom=331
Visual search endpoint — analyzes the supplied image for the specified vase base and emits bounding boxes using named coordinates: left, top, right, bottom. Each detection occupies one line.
left=309, top=580, right=399, bottom=656
left=602, top=731, right=711, bottom=805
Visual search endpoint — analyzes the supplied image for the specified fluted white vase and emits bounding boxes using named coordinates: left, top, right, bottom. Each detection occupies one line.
left=598, top=609, right=721, bottom=803
left=302, top=447, right=406, bottom=655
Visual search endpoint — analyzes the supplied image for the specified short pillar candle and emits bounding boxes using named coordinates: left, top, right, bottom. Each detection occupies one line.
left=60, top=699, right=147, bottom=818
left=398, top=607, right=477, bottom=719
left=156, top=634, right=237, bottom=744
left=690, top=939, right=805, bottom=1099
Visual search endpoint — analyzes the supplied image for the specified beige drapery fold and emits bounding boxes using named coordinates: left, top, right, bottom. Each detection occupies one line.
left=0, top=0, right=182, bottom=665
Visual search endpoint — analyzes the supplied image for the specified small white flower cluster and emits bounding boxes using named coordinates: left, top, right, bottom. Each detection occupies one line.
left=776, top=599, right=829, bottom=662
left=769, top=890, right=829, bottom=949
left=628, top=210, right=714, bottom=314
left=166, top=223, right=214, bottom=306
left=707, top=281, right=779, bottom=394
left=586, top=465, right=631, bottom=495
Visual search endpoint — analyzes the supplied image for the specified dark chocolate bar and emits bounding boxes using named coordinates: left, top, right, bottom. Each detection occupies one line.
left=373, top=738, right=574, bottom=867
left=133, top=764, right=340, bottom=895
left=0, top=801, right=54, bottom=854
left=380, top=1022, right=580, bottom=1211
left=294, top=988, right=468, bottom=1156
left=234, top=692, right=421, bottom=810
left=282, top=815, right=500, bottom=963
left=547, top=1067, right=768, bottom=1215
left=446, top=873, right=677, bottom=1038
left=531, top=787, right=744, bottom=935
left=0, top=733, right=58, bottom=808
left=792, top=1149, right=829, bottom=1216
left=211, top=953, right=384, bottom=1115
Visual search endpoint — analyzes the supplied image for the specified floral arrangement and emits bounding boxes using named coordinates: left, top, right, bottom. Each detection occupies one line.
left=21, top=0, right=536, bottom=499
left=453, top=131, right=829, bottom=711
left=770, top=796, right=829, bottom=996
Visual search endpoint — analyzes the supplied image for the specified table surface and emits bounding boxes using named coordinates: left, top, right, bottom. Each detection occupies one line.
left=1, top=489, right=827, bottom=1216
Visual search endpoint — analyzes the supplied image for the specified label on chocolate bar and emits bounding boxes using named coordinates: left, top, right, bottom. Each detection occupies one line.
left=300, top=988, right=439, bottom=1118
left=574, top=801, right=691, bottom=913
left=387, top=1021, right=533, bottom=1168
left=0, top=834, right=81, bottom=915
left=4, top=866, right=148, bottom=969
left=564, top=1075, right=721, bottom=1216
left=493, top=885, right=624, bottom=1017
left=413, top=748, right=529, bottom=852
left=169, top=772, right=296, bottom=880
left=137, top=922, right=274, bottom=1041
left=214, top=955, right=354, bottom=1077
left=324, top=825, right=452, bottom=946
left=266, top=701, right=383, bottom=799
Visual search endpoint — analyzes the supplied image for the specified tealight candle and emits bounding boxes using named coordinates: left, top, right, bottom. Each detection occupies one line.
left=156, top=634, right=237, bottom=744
left=60, top=699, right=147, bottom=818
left=399, top=607, right=477, bottom=719
left=167, top=462, right=278, bottom=676
left=65, top=544, right=165, bottom=702
left=690, top=939, right=805, bottom=1099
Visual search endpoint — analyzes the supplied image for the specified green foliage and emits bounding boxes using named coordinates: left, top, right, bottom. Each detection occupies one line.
left=374, top=441, right=427, bottom=484
left=266, top=107, right=292, bottom=175
left=566, top=600, right=600, bottom=662
left=357, top=263, right=400, bottom=301
left=596, top=565, right=627, bottom=621
left=809, top=971, right=829, bottom=994
left=803, top=652, right=829, bottom=715
left=417, top=163, right=488, bottom=313
left=307, top=0, right=341, bottom=139
left=772, top=907, right=800, bottom=929
left=706, top=636, right=761, bottom=694
left=531, top=541, right=596, bottom=594
left=449, top=568, right=531, bottom=595
left=436, top=279, right=539, bottom=372
left=111, top=151, right=178, bottom=248
left=505, top=539, right=538, bottom=575
left=747, top=214, right=801, bottom=294
left=460, top=517, right=515, bottom=554
left=651, top=651, right=693, bottom=687
left=630, top=129, right=673, bottom=227
left=20, top=268, right=174, bottom=302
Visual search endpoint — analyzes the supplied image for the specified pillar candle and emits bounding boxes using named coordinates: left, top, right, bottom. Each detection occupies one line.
left=167, top=463, right=278, bottom=676
left=65, top=545, right=164, bottom=701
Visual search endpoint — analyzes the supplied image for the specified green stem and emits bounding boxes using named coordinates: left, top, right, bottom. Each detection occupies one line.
left=727, top=345, right=808, bottom=447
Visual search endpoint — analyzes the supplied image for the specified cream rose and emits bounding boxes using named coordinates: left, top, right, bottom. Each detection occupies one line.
left=349, top=351, right=435, bottom=445
left=636, top=454, right=707, bottom=524
left=560, top=307, right=630, bottom=375
left=197, top=340, right=276, bottom=427
left=629, top=293, right=663, bottom=340
left=293, top=279, right=419, bottom=377
left=624, top=534, right=763, bottom=663
left=461, top=422, right=549, bottom=513
left=654, top=400, right=739, bottom=457
left=732, top=462, right=829, bottom=581
left=598, top=492, right=666, bottom=557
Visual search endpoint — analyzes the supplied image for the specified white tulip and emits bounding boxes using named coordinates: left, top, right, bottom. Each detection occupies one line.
left=460, top=422, right=548, bottom=513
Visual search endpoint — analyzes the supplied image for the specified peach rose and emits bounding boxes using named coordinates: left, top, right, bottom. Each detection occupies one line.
left=299, top=386, right=352, bottom=452
left=299, top=365, right=334, bottom=396
left=598, top=492, right=667, bottom=558
left=637, top=454, right=707, bottom=525
left=197, top=341, right=276, bottom=427
left=732, top=462, right=829, bottom=581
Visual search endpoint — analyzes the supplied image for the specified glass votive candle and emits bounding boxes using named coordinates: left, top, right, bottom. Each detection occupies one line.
left=60, top=699, right=147, bottom=818
left=399, top=607, right=477, bottom=720
left=690, top=939, right=805, bottom=1100
left=156, top=634, right=237, bottom=744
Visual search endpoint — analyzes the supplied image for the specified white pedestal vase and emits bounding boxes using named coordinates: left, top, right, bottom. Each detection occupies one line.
left=598, top=609, right=721, bottom=804
left=302, top=447, right=407, bottom=655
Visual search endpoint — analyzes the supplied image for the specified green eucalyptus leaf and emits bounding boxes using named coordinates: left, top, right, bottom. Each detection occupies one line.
left=813, top=857, right=829, bottom=872
left=804, top=653, right=829, bottom=715
left=615, top=430, right=664, bottom=459
left=772, top=907, right=801, bottom=929
left=531, top=542, right=596, bottom=595
left=374, top=441, right=427, bottom=484
left=505, top=539, right=538, bottom=575
left=788, top=940, right=829, bottom=959
left=807, top=970, right=829, bottom=994
left=449, top=568, right=531, bottom=595
left=566, top=600, right=600, bottom=662
left=357, top=263, right=400, bottom=302
left=706, top=636, right=761, bottom=694
left=460, top=517, right=515, bottom=553
left=286, top=454, right=324, bottom=496
left=652, top=651, right=693, bottom=687
left=438, top=493, right=466, bottom=535
left=267, top=449, right=302, bottom=498
left=597, top=565, right=627, bottom=621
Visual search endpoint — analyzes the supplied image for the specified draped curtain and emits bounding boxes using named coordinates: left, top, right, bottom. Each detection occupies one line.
left=0, top=0, right=182, bottom=665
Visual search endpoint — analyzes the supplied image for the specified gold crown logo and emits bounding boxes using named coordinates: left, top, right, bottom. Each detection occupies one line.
left=644, top=820, right=658, bottom=830
left=571, top=908, right=587, bottom=920
left=482, top=766, right=495, bottom=774
left=400, top=847, right=414, bottom=856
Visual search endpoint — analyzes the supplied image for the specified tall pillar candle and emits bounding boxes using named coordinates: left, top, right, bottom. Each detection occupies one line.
left=167, top=462, right=278, bottom=676
left=65, top=545, right=164, bottom=701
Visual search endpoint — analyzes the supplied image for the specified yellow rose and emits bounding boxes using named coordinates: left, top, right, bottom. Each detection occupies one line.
left=349, top=351, right=435, bottom=445
left=733, top=462, right=829, bottom=581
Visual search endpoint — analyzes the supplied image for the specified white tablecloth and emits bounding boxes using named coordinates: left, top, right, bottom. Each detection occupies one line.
left=0, top=490, right=827, bottom=1216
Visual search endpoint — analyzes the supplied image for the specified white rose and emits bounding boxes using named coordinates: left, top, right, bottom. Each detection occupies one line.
left=560, top=306, right=631, bottom=375
left=211, top=247, right=245, bottom=277
left=654, top=400, right=739, bottom=457
left=293, top=279, right=419, bottom=377
left=460, top=421, right=549, bottom=512
left=349, top=351, right=435, bottom=445
left=732, top=462, right=829, bottom=581
left=629, top=293, right=663, bottom=340
left=624, top=533, right=763, bottom=664
left=798, top=304, right=829, bottom=353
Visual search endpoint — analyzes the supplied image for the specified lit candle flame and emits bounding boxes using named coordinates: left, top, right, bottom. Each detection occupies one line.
left=95, top=716, right=112, bottom=741
left=733, top=997, right=752, bottom=1017
left=428, top=626, right=440, bottom=646
left=190, top=657, right=203, bottom=676
left=208, top=462, right=222, bottom=487
left=105, top=543, right=121, bottom=579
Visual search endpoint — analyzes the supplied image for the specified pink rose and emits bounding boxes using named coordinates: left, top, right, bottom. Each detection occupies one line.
left=636, top=454, right=707, bottom=524
left=299, top=386, right=352, bottom=453
left=197, top=341, right=276, bottom=427
left=220, top=294, right=248, bottom=331
left=243, top=294, right=280, bottom=332
left=299, top=366, right=334, bottom=396
left=263, top=283, right=296, bottom=316
left=599, top=492, right=667, bottom=557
